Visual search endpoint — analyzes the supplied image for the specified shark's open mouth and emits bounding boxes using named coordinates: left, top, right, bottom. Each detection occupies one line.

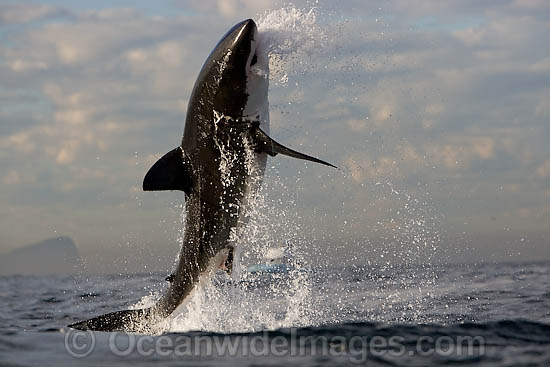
left=246, top=30, right=260, bottom=76
left=247, top=34, right=268, bottom=79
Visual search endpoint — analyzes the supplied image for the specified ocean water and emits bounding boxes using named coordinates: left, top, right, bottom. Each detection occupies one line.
left=1, top=262, right=549, bottom=366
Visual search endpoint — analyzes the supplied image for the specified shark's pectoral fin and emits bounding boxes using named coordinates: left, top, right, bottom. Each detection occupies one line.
left=253, top=127, right=337, bottom=169
left=143, top=147, right=193, bottom=194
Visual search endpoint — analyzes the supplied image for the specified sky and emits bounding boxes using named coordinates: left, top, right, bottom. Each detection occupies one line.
left=1, top=0, right=549, bottom=273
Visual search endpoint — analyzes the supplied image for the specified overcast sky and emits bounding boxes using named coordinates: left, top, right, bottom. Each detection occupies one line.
left=1, top=0, right=549, bottom=273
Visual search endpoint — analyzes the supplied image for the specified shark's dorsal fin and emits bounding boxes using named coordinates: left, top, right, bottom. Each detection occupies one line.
left=143, top=147, right=193, bottom=194
left=253, top=127, right=337, bottom=168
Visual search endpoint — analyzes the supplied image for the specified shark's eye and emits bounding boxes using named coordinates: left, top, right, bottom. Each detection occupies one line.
left=250, top=54, right=258, bottom=66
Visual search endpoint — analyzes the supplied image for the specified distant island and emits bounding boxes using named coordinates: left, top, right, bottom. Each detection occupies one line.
left=0, top=237, right=81, bottom=276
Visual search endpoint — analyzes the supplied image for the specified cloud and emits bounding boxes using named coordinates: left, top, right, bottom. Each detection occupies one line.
left=8, top=59, right=48, bottom=72
left=344, top=155, right=400, bottom=183
left=1, top=0, right=549, bottom=265
left=535, top=89, right=550, bottom=117
left=346, top=118, right=367, bottom=132
left=0, top=3, right=69, bottom=24
left=536, top=160, right=550, bottom=177
left=2, top=130, right=36, bottom=154
left=183, top=0, right=280, bottom=19
left=425, top=137, right=495, bottom=170
left=0, top=11, right=218, bottom=177
left=2, top=170, right=20, bottom=185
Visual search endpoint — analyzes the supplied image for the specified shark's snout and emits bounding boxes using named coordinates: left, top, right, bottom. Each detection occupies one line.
left=205, top=18, right=259, bottom=81
left=230, top=19, right=257, bottom=43
left=218, top=18, right=257, bottom=51
left=229, top=19, right=258, bottom=71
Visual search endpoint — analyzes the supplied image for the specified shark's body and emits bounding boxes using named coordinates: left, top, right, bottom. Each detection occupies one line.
left=69, top=19, right=334, bottom=333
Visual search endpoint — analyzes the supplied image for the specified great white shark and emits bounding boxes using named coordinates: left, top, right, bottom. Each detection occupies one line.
left=69, top=19, right=335, bottom=332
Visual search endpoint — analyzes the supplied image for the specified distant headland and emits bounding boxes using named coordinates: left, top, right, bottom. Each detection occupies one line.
left=0, top=237, right=81, bottom=276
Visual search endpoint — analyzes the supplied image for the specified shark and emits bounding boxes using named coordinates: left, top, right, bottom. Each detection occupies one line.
left=69, top=19, right=335, bottom=332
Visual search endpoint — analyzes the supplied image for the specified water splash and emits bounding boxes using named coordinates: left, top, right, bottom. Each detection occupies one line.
left=160, top=172, right=313, bottom=333
left=362, top=181, right=442, bottom=323
left=257, top=6, right=326, bottom=86
left=131, top=4, right=443, bottom=333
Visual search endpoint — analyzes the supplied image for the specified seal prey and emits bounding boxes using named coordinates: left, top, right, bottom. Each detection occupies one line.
left=69, top=19, right=335, bottom=333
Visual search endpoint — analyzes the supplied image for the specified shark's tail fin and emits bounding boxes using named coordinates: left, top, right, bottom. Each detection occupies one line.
left=68, top=307, right=157, bottom=332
